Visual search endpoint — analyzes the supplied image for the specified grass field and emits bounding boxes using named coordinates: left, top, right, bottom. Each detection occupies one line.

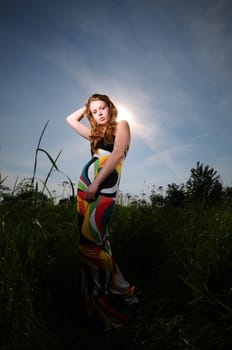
left=1, top=124, right=232, bottom=349
left=1, top=195, right=232, bottom=349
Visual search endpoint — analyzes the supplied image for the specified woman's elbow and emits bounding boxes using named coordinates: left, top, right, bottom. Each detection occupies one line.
left=66, top=116, right=74, bottom=126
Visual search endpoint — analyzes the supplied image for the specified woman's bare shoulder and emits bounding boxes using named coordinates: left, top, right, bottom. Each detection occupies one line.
left=116, top=119, right=130, bottom=130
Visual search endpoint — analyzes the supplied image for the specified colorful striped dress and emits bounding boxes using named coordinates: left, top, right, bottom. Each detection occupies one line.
left=77, top=137, right=139, bottom=330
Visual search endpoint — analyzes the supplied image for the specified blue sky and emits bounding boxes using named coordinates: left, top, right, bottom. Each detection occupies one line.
left=1, top=0, right=232, bottom=200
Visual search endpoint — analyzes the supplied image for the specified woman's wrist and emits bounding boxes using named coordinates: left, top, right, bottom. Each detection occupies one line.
left=67, top=105, right=87, bottom=124
left=77, top=106, right=87, bottom=121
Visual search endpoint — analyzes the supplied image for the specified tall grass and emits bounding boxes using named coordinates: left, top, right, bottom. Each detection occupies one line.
left=109, top=204, right=232, bottom=349
left=0, top=122, right=77, bottom=349
left=1, top=123, right=232, bottom=349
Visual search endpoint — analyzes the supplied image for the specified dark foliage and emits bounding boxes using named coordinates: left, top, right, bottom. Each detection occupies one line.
left=1, top=190, right=232, bottom=349
left=1, top=129, right=232, bottom=350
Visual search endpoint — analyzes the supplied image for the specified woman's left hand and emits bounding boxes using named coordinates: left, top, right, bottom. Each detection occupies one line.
left=84, top=182, right=99, bottom=202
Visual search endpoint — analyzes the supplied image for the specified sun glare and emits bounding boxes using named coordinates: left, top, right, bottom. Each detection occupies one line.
left=116, top=104, right=141, bottom=134
left=117, top=105, right=133, bottom=124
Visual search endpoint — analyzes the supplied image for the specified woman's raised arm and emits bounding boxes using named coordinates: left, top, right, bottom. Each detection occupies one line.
left=66, top=106, right=90, bottom=140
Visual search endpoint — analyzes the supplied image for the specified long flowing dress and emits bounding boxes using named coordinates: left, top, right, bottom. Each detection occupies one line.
left=77, top=137, right=139, bottom=330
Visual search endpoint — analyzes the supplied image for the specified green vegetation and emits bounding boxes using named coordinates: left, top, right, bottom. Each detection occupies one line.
left=1, top=124, right=232, bottom=349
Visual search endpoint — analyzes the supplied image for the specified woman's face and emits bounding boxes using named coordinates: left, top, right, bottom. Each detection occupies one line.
left=89, top=100, right=111, bottom=126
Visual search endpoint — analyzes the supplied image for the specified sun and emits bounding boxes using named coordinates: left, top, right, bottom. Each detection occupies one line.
left=117, top=105, right=134, bottom=124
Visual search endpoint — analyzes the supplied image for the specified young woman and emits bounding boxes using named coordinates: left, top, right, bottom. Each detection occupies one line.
left=66, top=93, right=139, bottom=330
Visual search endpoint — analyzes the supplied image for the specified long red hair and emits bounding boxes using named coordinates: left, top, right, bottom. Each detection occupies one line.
left=85, top=93, right=118, bottom=154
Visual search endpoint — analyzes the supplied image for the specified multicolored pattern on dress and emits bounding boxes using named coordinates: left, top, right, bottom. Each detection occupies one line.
left=77, top=138, right=139, bottom=330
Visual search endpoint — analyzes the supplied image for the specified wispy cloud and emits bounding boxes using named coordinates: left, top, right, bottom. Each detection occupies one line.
left=1, top=0, right=232, bottom=195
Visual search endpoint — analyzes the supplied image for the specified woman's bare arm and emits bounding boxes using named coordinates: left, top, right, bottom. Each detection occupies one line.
left=66, top=106, right=90, bottom=140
